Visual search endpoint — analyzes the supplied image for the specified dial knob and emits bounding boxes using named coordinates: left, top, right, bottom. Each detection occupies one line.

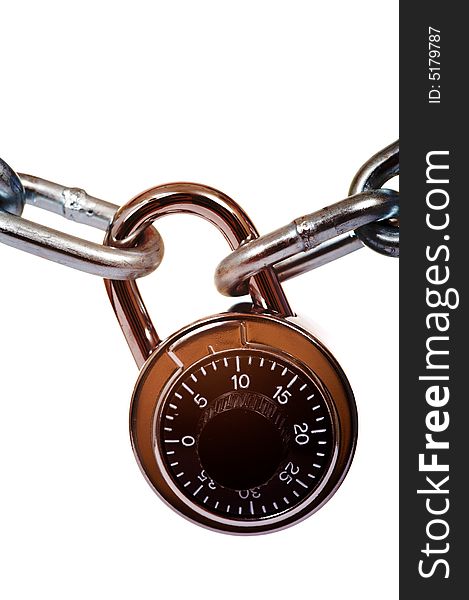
left=197, top=391, right=289, bottom=490
left=157, top=349, right=335, bottom=521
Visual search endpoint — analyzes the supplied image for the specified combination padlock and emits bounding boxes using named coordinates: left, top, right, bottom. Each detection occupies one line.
left=105, top=183, right=357, bottom=534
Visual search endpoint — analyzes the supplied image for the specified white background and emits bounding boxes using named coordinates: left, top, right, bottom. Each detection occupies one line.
left=1, top=2, right=398, bottom=598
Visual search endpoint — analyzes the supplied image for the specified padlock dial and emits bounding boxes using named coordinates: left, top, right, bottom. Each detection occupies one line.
left=130, top=313, right=356, bottom=534
left=156, top=349, right=334, bottom=521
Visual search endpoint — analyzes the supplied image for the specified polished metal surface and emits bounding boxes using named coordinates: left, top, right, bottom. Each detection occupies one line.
left=0, top=158, right=24, bottom=216
left=1, top=140, right=398, bottom=285
left=105, top=184, right=357, bottom=534
left=1, top=147, right=390, bottom=535
left=0, top=209, right=161, bottom=279
left=275, top=233, right=363, bottom=282
left=20, top=173, right=116, bottom=230
left=349, top=140, right=399, bottom=256
left=104, top=182, right=293, bottom=367
left=0, top=157, right=163, bottom=279
left=129, top=312, right=357, bottom=534
left=215, top=188, right=398, bottom=297
left=349, top=140, right=399, bottom=194
left=213, top=140, right=399, bottom=296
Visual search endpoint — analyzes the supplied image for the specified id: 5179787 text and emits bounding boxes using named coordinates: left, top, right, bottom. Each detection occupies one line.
left=428, top=26, right=441, bottom=104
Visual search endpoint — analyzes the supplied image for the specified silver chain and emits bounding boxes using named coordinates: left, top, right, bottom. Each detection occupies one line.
left=0, top=159, right=163, bottom=279
left=0, top=141, right=398, bottom=285
left=214, top=140, right=399, bottom=296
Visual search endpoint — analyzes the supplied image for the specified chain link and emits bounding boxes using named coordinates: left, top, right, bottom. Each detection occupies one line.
left=1, top=141, right=398, bottom=286
left=0, top=158, right=163, bottom=279
left=350, top=140, right=399, bottom=256
left=0, top=158, right=24, bottom=216
left=214, top=141, right=399, bottom=296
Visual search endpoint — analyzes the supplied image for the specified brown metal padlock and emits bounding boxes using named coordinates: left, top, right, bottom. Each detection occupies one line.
left=105, top=183, right=357, bottom=535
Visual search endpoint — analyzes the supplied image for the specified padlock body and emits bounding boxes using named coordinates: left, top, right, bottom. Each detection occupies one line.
left=130, top=312, right=357, bottom=534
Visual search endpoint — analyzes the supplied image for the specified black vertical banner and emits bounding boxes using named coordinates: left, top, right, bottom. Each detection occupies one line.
left=400, top=3, right=467, bottom=597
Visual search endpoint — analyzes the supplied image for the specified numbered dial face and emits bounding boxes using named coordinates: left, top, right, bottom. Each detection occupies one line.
left=156, top=349, right=335, bottom=522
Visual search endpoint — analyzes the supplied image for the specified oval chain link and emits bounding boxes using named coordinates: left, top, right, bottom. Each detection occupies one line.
left=0, top=157, right=163, bottom=279
left=214, top=140, right=399, bottom=296
left=1, top=141, right=398, bottom=285
left=350, top=140, right=399, bottom=256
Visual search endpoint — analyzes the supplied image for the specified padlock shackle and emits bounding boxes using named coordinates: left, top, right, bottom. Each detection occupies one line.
left=104, top=182, right=293, bottom=367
